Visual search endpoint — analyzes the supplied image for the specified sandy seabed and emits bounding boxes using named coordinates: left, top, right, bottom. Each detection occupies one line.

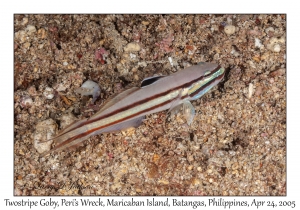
left=14, top=14, right=286, bottom=195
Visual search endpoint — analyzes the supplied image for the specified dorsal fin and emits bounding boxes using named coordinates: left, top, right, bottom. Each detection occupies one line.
left=141, top=75, right=165, bottom=88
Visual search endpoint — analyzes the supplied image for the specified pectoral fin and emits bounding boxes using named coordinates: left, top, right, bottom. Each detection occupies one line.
left=168, top=100, right=195, bottom=125
left=169, top=104, right=181, bottom=117
left=182, top=101, right=195, bottom=125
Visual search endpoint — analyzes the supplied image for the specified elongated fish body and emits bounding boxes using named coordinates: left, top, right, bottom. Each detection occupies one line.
left=41, top=62, right=225, bottom=156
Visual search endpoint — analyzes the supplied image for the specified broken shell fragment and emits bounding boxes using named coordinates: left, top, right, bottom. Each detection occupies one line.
left=20, top=95, right=33, bottom=108
left=75, top=80, right=101, bottom=103
left=43, top=87, right=54, bottom=99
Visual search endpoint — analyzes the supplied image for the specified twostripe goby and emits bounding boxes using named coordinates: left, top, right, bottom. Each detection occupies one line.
left=41, top=62, right=225, bottom=157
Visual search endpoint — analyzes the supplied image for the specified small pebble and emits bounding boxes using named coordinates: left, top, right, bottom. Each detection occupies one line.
left=269, top=37, right=279, bottom=45
left=224, top=25, right=236, bottom=35
left=254, top=38, right=263, bottom=49
left=272, top=86, right=280, bottom=92
left=265, top=27, right=274, bottom=37
left=142, top=21, right=149, bottom=25
left=37, top=28, right=47, bottom=39
left=38, top=44, right=44, bottom=49
left=187, top=154, right=194, bottom=162
left=272, top=44, right=281, bottom=52
left=255, top=86, right=263, bottom=96
left=129, top=53, right=136, bottom=59
left=248, top=83, right=254, bottom=99
left=267, top=43, right=281, bottom=53
left=248, top=27, right=262, bottom=36
left=59, top=113, right=77, bottom=129
left=21, top=17, right=28, bottom=25
left=138, top=61, right=147, bottom=67
left=33, top=119, right=57, bottom=154
left=158, top=179, right=169, bottom=185
left=75, top=162, right=82, bottom=169
left=261, top=52, right=270, bottom=61
left=25, top=25, right=36, bottom=35
left=20, top=95, right=33, bottom=108
left=23, top=42, right=31, bottom=49
left=265, top=27, right=274, bottom=33
left=134, top=74, right=139, bottom=81
left=14, top=30, right=26, bottom=43
left=124, top=42, right=141, bottom=52
left=252, top=55, right=260, bottom=62
left=192, top=178, right=201, bottom=186
left=43, top=87, right=54, bottom=99
left=270, top=68, right=285, bottom=77
left=231, top=49, right=240, bottom=57
left=27, top=86, right=37, bottom=96
left=54, top=84, right=65, bottom=92
left=267, top=37, right=285, bottom=52
left=168, top=57, right=173, bottom=66
left=232, top=162, right=239, bottom=170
